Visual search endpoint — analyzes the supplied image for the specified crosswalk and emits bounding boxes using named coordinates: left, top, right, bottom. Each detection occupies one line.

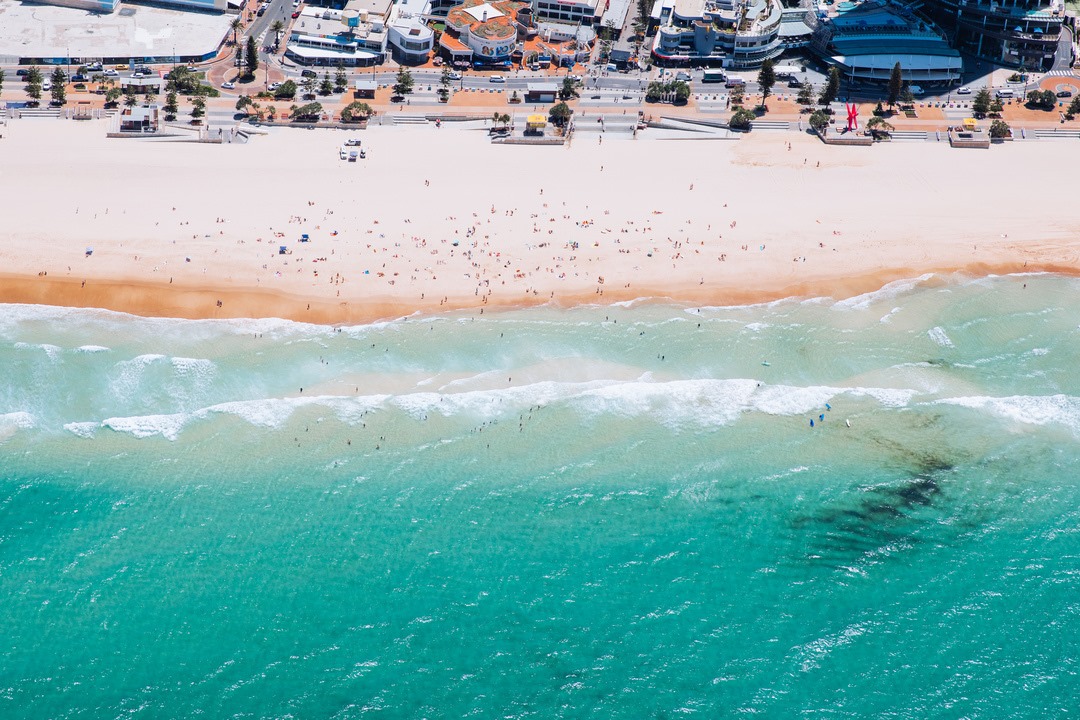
left=1045, top=70, right=1077, bottom=77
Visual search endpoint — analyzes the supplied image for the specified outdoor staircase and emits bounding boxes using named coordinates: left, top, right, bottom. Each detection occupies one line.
left=16, top=108, right=63, bottom=119
left=1033, top=128, right=1080, bottom=139
left=889, top=130, right=929, bottom=141
left=750, top=120, right=791, bottom=130
left=390, top=114, right=429, bottom=125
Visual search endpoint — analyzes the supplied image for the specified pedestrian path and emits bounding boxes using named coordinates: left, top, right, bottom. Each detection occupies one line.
left=1045, top=70, right=1077, bottom=77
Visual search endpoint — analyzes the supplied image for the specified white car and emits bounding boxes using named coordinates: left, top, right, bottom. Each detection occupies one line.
left=488, top=75, right=505, bottom=83
left=42, top=80, right=52, bottom=91
left=956, top=86, right=972, bottom=95
left=447, top=71, right=461, bottom=80
left=104, top=69, right=120, bottom=77
left=131, top=72, right=146, bottom=79
left=268, top=82, right=281, bottom=91
left=222, top=81, right=236, bottom=89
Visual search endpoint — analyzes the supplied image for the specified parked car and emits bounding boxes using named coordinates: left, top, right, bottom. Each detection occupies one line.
left=222, top=81, right=236, bottom=89
left=16, top=69, right=28, bottom=77
left=488, top=75, right=505, bottom=83
left=268, top=82, right=282, bottom=91
left=1057, top=89, right=1073, bottom=98
left=301, top=69, right=317, bottom=78
left=292, top=10, right=300, bottom=17
left=955, top=86, right=971, bottom=94
left=675, top=71, right=691, bottom=81
left=86, top=62, right=102, bottom=71
left=104, top=69, right=120, bottom=76
left=71, top=73, right=88, bottom=82
left=447, top=71, right=461, bottom=80
left=132, top=72, right=146, bottom=78
left=42, top=80, right=52, bottom=91
left=257, top=5, right=266, bottom=14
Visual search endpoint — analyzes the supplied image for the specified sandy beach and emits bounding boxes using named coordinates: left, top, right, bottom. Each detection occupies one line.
left=1, top=120, right=1078, bottom=323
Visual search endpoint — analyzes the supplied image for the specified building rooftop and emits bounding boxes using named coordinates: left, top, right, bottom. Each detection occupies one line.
left=344, top=0, right=393, bottom=19
left=0, top=0, right=230, bottom=62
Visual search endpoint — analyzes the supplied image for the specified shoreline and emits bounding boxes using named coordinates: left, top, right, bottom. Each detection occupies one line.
left=2, top=262, right=1072, bottom=325
left=2, top=120, right=1079, bottom=325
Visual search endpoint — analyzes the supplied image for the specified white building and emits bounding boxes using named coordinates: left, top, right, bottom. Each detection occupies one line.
left=532, top=0, right=604, bottom=25
left=287, top=0, right=434, bottom=65
left=38, top=0, right=224, bottom=11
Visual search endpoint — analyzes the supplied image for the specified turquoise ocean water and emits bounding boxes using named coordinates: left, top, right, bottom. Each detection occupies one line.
left=2, top=273, right=1079, bottom=718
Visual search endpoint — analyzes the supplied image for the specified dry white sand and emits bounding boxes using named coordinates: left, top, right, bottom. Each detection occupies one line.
left=0, top=119, right=1077, bottom=322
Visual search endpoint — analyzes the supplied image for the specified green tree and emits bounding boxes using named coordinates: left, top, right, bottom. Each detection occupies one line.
left=191, top=96, right=206, bottom=121
left=270, top=19, right=286, bottom=39
left=341, top=101, right=373, bottom=121
left=989, top=119, right=1010, bottom=138
left=886, top=62, right=902, bottom=108
left=319, top=72, right=334, bottom=96
left=0, top=68, right=5, bottom=96
left=124, top=87, right=139, bottom=107
left=729, top=84, right=745, bottom=106
left=645, top=81, right=663, bottom=103
left=50, top=66, right=67, bottom=105
left=1068, top=94, right=1080, bottom=117
left=729, top=106, right=755, bottom=130
left=235, top=94, right=254, bottom=113
left=105, top=85, right=121, bottom=106
left=559, top=75, right=580, bottom=101
left=25, top=65, right=42, bottom=103
left=275, top=79, right=297, bottom=99
left=900, top=82, right=914, bottom=104
left=757, top=58, right=775, bottom=107
left=438, top=65, right=452, bottom=101
left=230, top=17, right=243, bottom=44
left=808, top=109, right=830, bottom=132
left=866, top=115, right=894, bottom=138
left=819, top=67, right=840, bottom=105
left=988, top=97, right=1004, bottom=116
left=549, top=101, right=572, bottom=126
left=972, top=87, right=991, bottom=116
left=292, top=102, right=323, bottom=120
left=334, top=63, right=348, bottom=93
left=164, top=90, right=179, bottom=119
left=245, top=36, right=259, bottom=78
left=301, top=75, right=317, bottom=99
left=796, top=83, right=813, bottom=105
left=671, top=80, right=690, bottom=104
left=392, top=67, right=414, bottom=98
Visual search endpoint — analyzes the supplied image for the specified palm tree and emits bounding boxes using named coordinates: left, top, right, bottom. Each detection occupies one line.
left=270, top=19, right=285, bottom=41
left=230, top=17, right=243, bottom=45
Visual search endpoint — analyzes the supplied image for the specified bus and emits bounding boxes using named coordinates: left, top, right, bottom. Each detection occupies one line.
left=702, top=69, right=726, bottom=83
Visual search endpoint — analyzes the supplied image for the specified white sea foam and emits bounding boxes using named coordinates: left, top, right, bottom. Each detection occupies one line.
left=936, top=394, right=1080, bottom=435
left=0, top=411, right=35, bottom=429
left=13, top=342, right=62, bottom=360
left=102, top=413, right=188, bottom=441
left=64, top=422, right=99, bottom=439
left=832, top=274, right=935, bottom=311
left=85, top=379, right=924, bottom=440
left=1029, top=348, right=1049, bottom=356
left=927, top=326, right=954, bottom=348
left=75, top=345, right=111, bottom=353
left=743, top=322, right=770, bottom=333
